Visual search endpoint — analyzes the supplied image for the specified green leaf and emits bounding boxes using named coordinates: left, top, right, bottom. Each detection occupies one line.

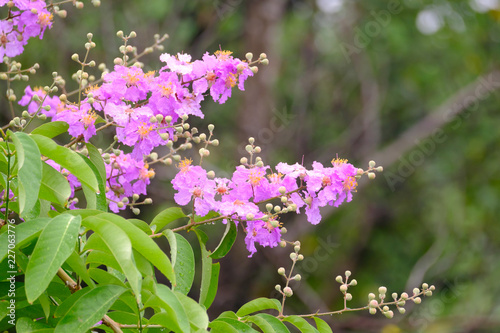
left=282, top=316, right=319, bottom=333
left=174, top=290, right=209, bottom=330
left=82, top=215, right=142, bottom=301
left=64, top=250, right=95, bottom=288
left=208, top=320, right=240, bottom=333
left=236, top=298, right=282, bottom=317
left=54, top=285, right=126, bottom=333
left=210, top=220, right=237, bottom=259
left=25, top=214, right=82, bottom=303
left=78, top=152, right=107, bottom=211
left=151, top=207, right=187, bottom=231
left=91, top=213, right=174, bottom=282
left=54, top=287, right=92, bottom=318
left=38, top=162, right=71, bottom=206
left=30, top=121, right=69, bottom=138
left=313, top=317, right=332, bottom=333
left=85, top=143, right=106, bottom=183
left=39, top=292, right=52, bottom=320
left=16, top=317, right=53, bottom=332
left=194, top=229, right=214, bottom=308
left=0, top=217, right=46, bottom=261
left=247, top=313, right=290, bottom=333
left=11, top=131, right=42, bottom=216
left=88, top=268, right=127, bottom=288
left=209, top=318, right=258, bottom=332
left=31, top=134, right=98, bottom=192
left=146, top=284, right=190, bottom=333
left=164, top=230, right=194, bottom=294
left=203, top=262, right=220, bottom=309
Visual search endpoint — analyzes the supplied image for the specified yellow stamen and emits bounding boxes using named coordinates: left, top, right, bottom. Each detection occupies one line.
left=177, top=158, right=193, bottom=173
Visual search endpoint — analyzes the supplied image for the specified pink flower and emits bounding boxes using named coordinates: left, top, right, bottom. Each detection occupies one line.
left=53, top=103, right=97, bottom=142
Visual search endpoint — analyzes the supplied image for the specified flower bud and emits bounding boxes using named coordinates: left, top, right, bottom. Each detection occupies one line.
left=369, top=308, right=377, bottom=315
left=349, top=279, right=357, bottom=286
left=254, top=146, right=261, bottom=153
left=71, top=53, right=80, bottom=62
left=335, top=275, right=343, bottom=283
left=246, top=213, right=254, bottom=220
left=240, top=157, right=248, bottom=165
left=129, top=31, right=137, bottom=38
left=279, top=241, right=286, bottom=247
left=294, top=245, right=300, bottom=253
left=114, top=57, right=123, bottom=65
left=207, top=124, right=215, bottom=132
left=283, top=287, right=293, bottom=297
left=132, top=208, right=140, bottom=215
left=275, top=284, right=281, bottom=291
left=297, top=254, right=304, bottom=261
left=378, top=286, right=387, bottom=295
left=256, top=161, right=264, bottom=167
left=345, top=270, right=351, bottom=278
left=117, top=202, right=124, bottom=208
left=369, top=160, right=376, bottom=168
left=277, top=267, right=286, bottom=276
left=382, top=306, right=389, bottom=312
left=280, top=227, right=287, bottom=234
left=368, top=293, right=376, bottom=300
left=368, top=172, right=376, bottom=179
left=207, top=170, right=215, bottom=179
left=422, top=283, right=429, bottom=290
left=75, top=1, right=84, bottom=9
left=413, top=288, right=420, bottom=296
left=261, top=59, right=269, bottom=65
left=281, top=196, right=287, bottom=203
left=398, top=307, right=406, bottom=314
left=401, top=292, right=408, bottom=300
left=293, top=274, right=301, bottom=281
left=250, top=66, right=258, bottom=74
left=430, top=285, right=436, bottom=291
left=199, top=133, right=207, bottom=141
left=340, top=284, right=348, bottom=293
left=164, top=158, right=172, bottom=165
left=413, top=297, right=421, bottom=304
left=384, top=310, right=394, bottom=319
left=289, top=253, right=297, bottom=260
left=245, top=52, right=253, bottom=61
left=211, top=139, right=219, bottom=146
left=273, top=205, right=281, bottom=213
left=270, top=219, right=279, bottom=228
left=144, top=198, right=153, bottom=204
left=132, top=193, right=140, bottom=202
left=369, top=300, right=378, bottom=308
left=376, top=166, right=383, bottom=172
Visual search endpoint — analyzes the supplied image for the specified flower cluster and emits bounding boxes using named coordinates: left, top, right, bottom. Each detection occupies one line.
left=0, top=0, right=53, bottom=62
left=172, top=156, right=360, bottom=256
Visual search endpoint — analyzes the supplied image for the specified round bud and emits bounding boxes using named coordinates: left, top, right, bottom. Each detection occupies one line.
left=245, top=52, right=253, bottom=61
left=164, top=158, right=172, bottom=165
left=117, top=202, right=124, bottom=208
left=114, top=57, right=124, bottom=65
left=273, top=205, right=281, bottom=213
left=376, top=166, right=384, bottom=172
left=203, top=149, right=210, bottom=157
left=398, top=307, right=406, bottom=314
left=259, top=53, right=267, bottom=59
left=149, top=116, right=157, bottom=123
left=280, top=241, right=286, bottom=247
left=211, top=139, right=219, bottom=146
left=378, top=286, right=387, bottom=295
left=368, top=293, right=376, bottom=300
left=297, top=254, right=304, bottom=261
left=71, top=53, right=79, bottom=61
left=294, top=245, right=300, bottom=253
left=413, top=288, right=420, bottom=296
left=289, top=253, right=297, bottom=260
left=250, top=66, right=258, bottom=74
left=261, top=59, right=269, bottom=65
left=401, top=292, right=409, bottom=300
left=132, top=194, right=140, bottom=201
left=246, top=213, right=254, bottom=220
left=369, top=308, right=377, bottom=315
left=368, top=172, right=376, bottom=179
left=293, top=274, right=301, bottom=281
left=277, top=267, right=286, bottom=276
left=256, top=161, right=264, bottom=167
left=422, top=283, right=429, bottom=290
left=254, top=146, right=261, bottom=153
left=368, top=160, right=376, bottom=168
left=413, top=297, right=421, bottom=304
left=245, top=144, right=253, bottom=153
left=283, top=287, right=293, bottom=297
left=280, top=227, right=287, bottom=234
left=430, top=285, right=436, bottom=291
left=207, top=170, right=215, bottom=179
left=89, top=60, right=96, bottom=67
left=240, top=157, right=248, bottom=165
left=199, top=133, right=207, bottom=141
left=92, top=0, right=101, bottom=6
left=349, top=279, right=357, bottom=286
left=22, top=111, right=30, bottom=118
left=382, top=306, right=389, bottom=312
left=129, top=31, right=137, bottom=38
left=345, top=270, right=351, bottom=278
left=384, top=310, right=394, bottom=319
left=8, top=94, right=16, bottom=102
left=270, top=219, right=279, bottom=228
left=281, top=196, right=288, bottom=203
left=335, top=275, right=343, bottom=283
left=425, top=291, right=433, bottom=297
left=340, top=284, right=348, bottom=293
left=150, top=152, right=158, bottom=160
left=117, top=30, right=124, bottom=38
left=248, top=137, right=255, bottom=144
left=183, top=123, right=190, bottom=130
left=207, top=124, right=215, bottom=132
left=275, top=284, right=281, bottom=291
left=38, top=114, right=47, bottom=120
left=369, top=300, right=378, bottom=308
left=144, top=198, right=153, bottom=204
left=87, top=33, right=93, bottom=40
left=398, top=300, right=406, bottom=307
left=132, top=207, right=140, bottom=215
left=75, top=1, right=84, bottom=9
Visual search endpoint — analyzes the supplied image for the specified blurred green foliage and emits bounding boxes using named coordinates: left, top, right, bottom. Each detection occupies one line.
left=2, top=0, right=500, bottom=331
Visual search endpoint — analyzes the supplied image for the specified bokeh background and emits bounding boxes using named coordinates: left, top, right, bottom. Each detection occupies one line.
left=2, top=0, right=500, bottom=332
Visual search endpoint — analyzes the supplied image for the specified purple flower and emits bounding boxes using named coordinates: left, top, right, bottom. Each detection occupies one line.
left=53, top=103, right=97, bottom=142
left=18, top=85, right=62, bottom=117
left=244, top=217, right=281, bottom=257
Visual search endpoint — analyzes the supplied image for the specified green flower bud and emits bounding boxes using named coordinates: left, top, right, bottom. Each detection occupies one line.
left=256, top=161, right=264, bottom=167
left=281, top=196, right=288, bottom=203
left=349, top=279, right=357, bottom=286
left=368, top=293, right=376, bottom=300
left=114, top=57, right=123, bottom=65
left=293, top=274, right=301, bottom=281
left=275, top=284, right=281, bottom=291
left=382, top=306, right=389, bottom=312
left=340, top=284, right=348, bottom=293
left=368, top=160, right=376, bottom=168
left=199, top=133, right=207, bottom=141
left=422, top=283, right=429, bottom=290
left=413, top=297, right=421, bottom=304
left=273, top=205, right=281, bottom=212
left=164, top=158, right=173, bottom=165
left=240, top=157, right=248, bottom=165
left=211, top=139, right=219, bottom=146
left=297, top=254, right=304, bottom=261
left=246, top=213, right=254, bottom=220
left=345, top=270, right=351, bottom=278
left=376, top=166, right=384, bottom=172
left=254, top=146, right=261, bottom=153
left=277, top=267, right=286, bottom=276
left=378, top=286, right=387, bottom=295
left=245, top=52, right=253, bottom=62
left=129, top=31, right=137, bottom=38
left=368, top=172, right=376, bottom=179
left=117, top=201, right=124, bottom=208
left=369, top=300, right=378, bottom=308
left=401, top=292, right=409, bottom=300
left=289, top=253, right=297, bottom=260
left=398, top=307, right=406, bottom=314
left=413, top=288, right=420, bottom=296
left=384, top=310, right=394, bottom=319
left=270, top=219, right=279, bottom=228
left=392, top=293, right=398, bottom=300
left=261, top=59, right=269, bottom=65
left=280, top=227, right=287, bottom=234
left=369, top=308, right=377, bottom=315
left=144, top=198, right=153, bottom=204
left=207, top=170, right=215, bottom=179
left=335, top=275, right=343, bottom=283
left=208, top=124, right=215, bottom=132
left=294, top=245, right=300, bottom=253
left=250, top=66, right=258, bottom=74
left=279, top=240, right=286, bottom=247
left=425, top=291, right=433, bottom=297
left=132, top=207, right=140, bottom=215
